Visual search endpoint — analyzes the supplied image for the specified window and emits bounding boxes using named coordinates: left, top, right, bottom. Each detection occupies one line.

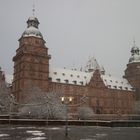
left=73, top=80, right=77, bottom=84
left=80, top=81, right=83, bottom=85
left=62, top=73, right=65, bottom=76
left=49, top=77, right=52, bottom=81
left=65, top=79, right=69, bottom=84
left=77, top=75, right=80, bottom=78
left=54, top=72, right=57, bottom=75
left=125, top=87, right=128, bottom=90
left=119, top=86, right=122, bottom=90
left=70, top=74, right=73, bottom=77
left=113, top=86, right=117, bottom=89
left=108, top=85, right=111, bottom=88
left=56, top=78, right=60, bottom=82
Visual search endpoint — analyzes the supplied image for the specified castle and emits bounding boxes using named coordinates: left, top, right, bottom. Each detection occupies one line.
left=1, top=15, right=140, bottom=116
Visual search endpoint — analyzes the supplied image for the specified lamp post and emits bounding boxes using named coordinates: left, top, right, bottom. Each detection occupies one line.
left=61, top=96, right=73, bottom=137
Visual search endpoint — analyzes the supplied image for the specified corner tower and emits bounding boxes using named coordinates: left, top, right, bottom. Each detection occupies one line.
left=124, top=41, right=140, bottom=100
left=12, top=16, right=51, bottom=102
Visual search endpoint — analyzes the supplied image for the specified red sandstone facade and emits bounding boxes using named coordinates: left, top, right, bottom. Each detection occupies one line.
left=124, top=62, right=140, bottom=100
left=49, top=70, right=134, bottom=115
left=12, top=16, right=136, bottom=115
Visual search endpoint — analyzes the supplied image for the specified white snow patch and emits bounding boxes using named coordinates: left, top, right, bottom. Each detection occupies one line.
left=26, top=130, right=45, bottom=136
left=0, top=134, right=9, bottom=137
left=26, top=137, right=46, bottom=140
left=95, top=133, right=108, bottom=137
left=47, top=127, right=61, bottom=130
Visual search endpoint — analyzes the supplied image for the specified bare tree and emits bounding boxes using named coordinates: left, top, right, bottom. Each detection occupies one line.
left=0, top=83, right=10, bottom=114
left=18, top=82, right=66, bottom=119
left=78, top=106, right=94, bottom=120
left=45, top=92, right=66, bottom=119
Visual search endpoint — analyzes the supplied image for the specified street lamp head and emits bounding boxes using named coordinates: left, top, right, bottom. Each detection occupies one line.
left=61, top=97, right=65, bottom=103
left=61, top=96, right=73, bottom=104
left=69, top=97, right=73, bottom=103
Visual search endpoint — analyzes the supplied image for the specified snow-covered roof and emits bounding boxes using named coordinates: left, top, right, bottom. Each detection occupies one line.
left=49, top=67, right=133, bottom=91
left=49, top=67, right=93, bottom=86
left=101, top=74, right=134, bottom=91
left=22, top=16, right=43, bottom=39
left=129, top=54, right=140, bottom=63
left=5, top=68, right=134, bottom=91
left=22, top=26, right=43, bottom=38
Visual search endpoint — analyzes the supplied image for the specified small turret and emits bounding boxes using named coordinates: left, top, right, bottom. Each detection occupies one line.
left=124, top=40, right=140, bottom=100
left=129, top=40, right=140, bottom=63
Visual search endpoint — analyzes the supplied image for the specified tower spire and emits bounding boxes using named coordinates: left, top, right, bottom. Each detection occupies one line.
left=32, top=1, right=35, bottom=16
left=133, top=37, right=136, bottom=47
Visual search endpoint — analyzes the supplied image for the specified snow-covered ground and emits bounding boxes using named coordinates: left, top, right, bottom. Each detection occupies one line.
left=0, top=125, right=139, bottom=140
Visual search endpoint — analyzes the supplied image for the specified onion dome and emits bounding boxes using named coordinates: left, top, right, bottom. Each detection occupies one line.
left=22, top=16, right=43, bottom=38
left=129, top=41, right=140, bottom=63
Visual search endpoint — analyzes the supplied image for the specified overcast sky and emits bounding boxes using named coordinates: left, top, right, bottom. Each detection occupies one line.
left=0, top=0, right=140, bottom=77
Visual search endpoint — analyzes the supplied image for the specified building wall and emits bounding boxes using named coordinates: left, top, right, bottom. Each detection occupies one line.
left=49, top=70, right=134, bottom=115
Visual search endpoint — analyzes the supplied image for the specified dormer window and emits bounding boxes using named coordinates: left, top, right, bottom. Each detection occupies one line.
left=65, top=79, right=69, bottom=84
left=73, top=80, right=77, bottom=84
left=62, top=73, right=65, bottom=76
left=54, top=72, right=57, bottom=75
left=49, top=77, right=52, bottom=81
left=131, top=87, right=135, bottom=91
left=113, top=86, right=117, bottom=89
left=80, top=81, right=83, bottom=85
left=56, top=78, right=60, bottom=82
left=77, top=75, right=80, bottom=78
left=108, top=85, right=111, bottom=88
left=119, top=86, right=122, bottom=90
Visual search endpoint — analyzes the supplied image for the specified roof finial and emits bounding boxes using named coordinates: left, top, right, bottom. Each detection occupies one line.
left=133, top=37, right=136, bottom=46
left=32, top=0, right=35, bottom=16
